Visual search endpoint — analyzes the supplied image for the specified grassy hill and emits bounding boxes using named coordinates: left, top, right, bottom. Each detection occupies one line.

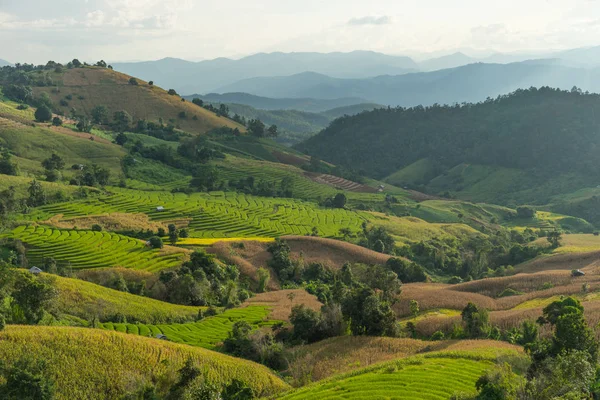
left=298, top=88, right=600, bottom=207
left=0, top=326, right=288, bottom=399
left=279, top=344, right=523, bottom=399
left=29, top=67, right=244, bottom=134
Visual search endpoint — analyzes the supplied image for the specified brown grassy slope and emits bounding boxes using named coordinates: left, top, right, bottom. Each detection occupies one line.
left=33, top=67, right=244, bottom=134
left=517, top=250, right=600, bottom=273
left=287, top=337, right=523, bottom=385
left=242, top=289, right=322, bottom=322
left=208, top=237, right=392, bottom=290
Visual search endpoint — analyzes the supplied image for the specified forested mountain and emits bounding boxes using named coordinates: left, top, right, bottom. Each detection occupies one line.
left=113, top=51, right=417, bottom=94
left=218, top=61, right=600, bottom=105
left=298, top=87, right=600, bottom=204
left=207, top=102, right=380, bottom=145
left=186, top=92, right=372, bottom=112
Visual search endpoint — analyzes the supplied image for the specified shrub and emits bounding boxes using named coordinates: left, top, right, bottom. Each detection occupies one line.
left=128, top=78, right=138, bottom=86
left=91, top=224, right=103, bottom=232
left=168, top=89, right=178, bottom=95
left=148, top=236, right=163, bottom=249
left=51, top=117, right=62, bottom=126
left=498, top=288, right=523, bottom=298
left=34, top=106, right=53, bottom=122
left=59, top=99, right=69, bottom=107
left=16, top=104, right=29, bottom=110
left=148, top=81, right=154, bottom=86
left=178, top=111, right=187, bottom=119
left=430, top=331, right=445, bottom=341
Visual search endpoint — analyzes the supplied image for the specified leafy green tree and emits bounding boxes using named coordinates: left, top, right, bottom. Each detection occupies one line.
left=41, top=154, right=65, bottom=171
left=0, top=148, right=18, bottom=176
left=90, top=105, right=109, bottom=124
left=267, top=124, right=278, bottom=137
left=257, top=268, right=270, bottom=293
left=342, top=287, right=398, bottom=337
left=0, top=356, right=56, bottom=400
left=11, top=273, right=57, bottom=324
left=27, top=180, right=47, bottom=207
left=71, top=59, right=82, bottom=67
left=247, top=119, right=266, bottom=138
left=409, top=300, right=419, bottom=318
left=148, top=236, right=163, bottom=249
left=516, top=206, right=536, bottom=219
left=547, top=230, right=562, bottom=248
left=128, top=77, right=138, bottom=85
left=332, top=193, right=347, bottom=208
left=113, top=110, right=132, bottom=132
left=51, top=117, right=62, bottom=126
left=461, top=302, right=490, bottom=338
left=115, top=132, right=128, bottom=146
left=34, top=105, right=52, bottom=122
left=190, top=165, right=220, bottom=192
left=386, top=258, right=427, bottom=283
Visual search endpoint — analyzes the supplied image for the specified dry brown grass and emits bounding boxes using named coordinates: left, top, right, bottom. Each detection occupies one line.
left=242, top=289, right=322, bottom=322
left=43, top=213, right=167, bottom=232
left=517, top=251, right=600, bottom=273
left=208, top=237, right=391, bottom=290
left=208, top=241, right=281, bottom=290
left=36, top=67, right=244, bottom=135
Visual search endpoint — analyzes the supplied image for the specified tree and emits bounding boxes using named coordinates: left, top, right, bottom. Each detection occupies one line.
left=169, top=230, right=179, bottom=245
left=257, top=268, right=270, bottom=293
left=128, top=77, right=138, bottom=85
left=248, top=119, right=266, bottom=138
left=290, top=304, right=326, bottom=343
left=34, top=106, right=52, bottom=122
left=342, top=287, right=398, bottom=337
left=192, top=98, right=204, bottom=107
left=190, top=165, right=220, bottom=192
left=115, top=132, right=128, bottom=146
left=0, top=356, right=56, bottom=400
left=516, top=206, right=536, bottom=219
left=95, top=60, right=107, bottom=68
left=148, top=81, right=154, bottom=86
left=409, top=300, right=419, bottom=318
left=218, top=104, right=229, bottom=118
left=547, top=230, right=562, bottom=248
left=461, top=302, right=490, bottom=338
left=113, top=110, right=132, bottom=132
left=332, top=193, right=347, bottom=208
left=71, top=59, right=82, bottom=67
left=27, top=180, right=47, bottom=207
left=148, top=236, right=163, bottom=249
left=168, top=89, right=178, bottom=95
left=11, top=273, right=57, bottom=324
left=0, top=149, right=18, bottom=176
left=51, top=117, right=62, bottom=126
left=90, top=105, right=109, bottom=124
left=267, top=124, right=278, bottom=138
left=42, top=154, right=65, bottom=171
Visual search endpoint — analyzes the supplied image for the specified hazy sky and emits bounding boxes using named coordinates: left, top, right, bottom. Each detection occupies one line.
left=1, top=0, right=599, bottom=63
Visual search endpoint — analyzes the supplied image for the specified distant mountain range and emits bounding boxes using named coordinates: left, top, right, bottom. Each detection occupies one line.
left=113, top=51, right=417, bottom=94
left=186, top=93, right=374, bottom=113
left=0, top=59, right=11, bottom=67
left=109, top=46, right=600, bottom=96
left=216, top=61, right=600, bottom=106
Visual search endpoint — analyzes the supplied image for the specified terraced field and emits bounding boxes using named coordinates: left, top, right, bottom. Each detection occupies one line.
left=278, top=349, right=518, bottom=400
left=99, top=305, right=275, bottom=349
left=3, top=225, right=186, bottom=271
left=27, top=188, right=369, bottom=239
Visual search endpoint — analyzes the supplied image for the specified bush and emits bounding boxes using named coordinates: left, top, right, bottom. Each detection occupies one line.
left=498, top=288, right=523, bottom=298
left=148, top=236, right=163, bottom=249
left=16, top=104, right=29, bottom=110
left=51, top=117, right=62, bottom=126
left=168, top=89, right=178, bottom=95
left=91, top=224, right=103, bottom=232
left=128, top=78, right=138, bottom=86
left=430, top=331, right=445, bottom=341
left=34, top=106, right=53, bottom=122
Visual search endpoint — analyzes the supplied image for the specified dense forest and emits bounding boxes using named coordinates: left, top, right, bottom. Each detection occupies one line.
left=298, top=87, right=600, bottom=202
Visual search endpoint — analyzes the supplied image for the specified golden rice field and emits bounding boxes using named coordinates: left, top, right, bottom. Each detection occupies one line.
left=0, top=326, right=288, bottom=400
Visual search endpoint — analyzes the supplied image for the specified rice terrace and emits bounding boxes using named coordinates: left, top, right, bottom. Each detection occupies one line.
left=2, top=4, right=600, bottom=399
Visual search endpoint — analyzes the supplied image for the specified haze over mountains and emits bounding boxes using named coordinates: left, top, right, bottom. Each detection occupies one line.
left=107, top=46, right=600, bottom=109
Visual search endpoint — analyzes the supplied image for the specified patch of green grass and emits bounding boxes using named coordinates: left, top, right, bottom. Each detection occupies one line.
left=2, top=225, right=186, bottom=272
left=99, top=305, right=275, bottom=349
left=277, top=350, right=515, bottom=400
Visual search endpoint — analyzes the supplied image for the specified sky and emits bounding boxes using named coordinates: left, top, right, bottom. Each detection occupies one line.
left=1, top=0, right=600, bottom=63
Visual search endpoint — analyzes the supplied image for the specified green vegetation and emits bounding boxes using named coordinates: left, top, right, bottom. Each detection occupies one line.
left=99, top=306, right=274, bottom=349
left=0, top=326, right=288, bottom=400
left=299, top=88, right=600, bottom=205
left=2, top=225, right=186, bottom=272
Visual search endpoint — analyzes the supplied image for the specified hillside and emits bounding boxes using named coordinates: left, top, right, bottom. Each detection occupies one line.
left=0, top=326, right=288, bottom=399
left=113, top=51, right=418, bottom=94
left=2, top=66, right=243, bottom=135
left=298, top=87, right=600, bottom=205
left=217, top=61, right=600, bottom=106
left=202, top=101, right=380, bottom=145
